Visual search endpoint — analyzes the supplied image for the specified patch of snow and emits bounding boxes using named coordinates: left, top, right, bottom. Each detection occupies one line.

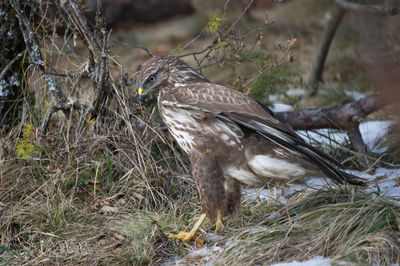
left=269, top=94, right=279, bottom=101
left=205, top=232, right=225, bottom=242
left=189, top=245, right=223, bottom=257
left=243, top=167, right=400, bottom=206
left=271, top=102, right=293, bottom=112
left=299, top=120, right=393, bottom=154
left=243, top=187, right=287, bottom=203
left=359, top=121, right=393, bottom=153
left=287, top=88, right=306, bottom=97
left=345, top=91, right=365, bottom=101
left=298, top=129, right=347, bottom=148
left=163, top=245, right=224, bottom=266
left=243, top=184, right=312, bottom=204
left=345, top=168, right=400, bottom=205
left=271, top=256, right=331, bottom=266
left=305, top=177, right=329, bottom=189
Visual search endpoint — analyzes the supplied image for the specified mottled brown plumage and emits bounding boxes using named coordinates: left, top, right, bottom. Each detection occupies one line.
left=135, top=55, right=367, bottom=244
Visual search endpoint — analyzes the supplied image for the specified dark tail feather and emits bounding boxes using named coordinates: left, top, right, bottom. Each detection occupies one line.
left=340, top=171, right=368, bottom=186
left=222, top=113, right=369, bottom=187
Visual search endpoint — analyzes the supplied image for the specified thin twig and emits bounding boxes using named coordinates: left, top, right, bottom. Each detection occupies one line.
left=112, top=39, right=155, bottom=57
left=195, top=61, right=219, bottom=70
left=40, top=102, right=93, bottom=135
left=0, top=49, right=27, bottom=82
left=182, top=33, right=203, bottom=50
left=220, top=0, right=255, bottom=40
left=177, top=45, right=213, bottom=58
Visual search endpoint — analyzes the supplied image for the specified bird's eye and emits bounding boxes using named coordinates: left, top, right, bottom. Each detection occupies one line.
left=148, top=74, right=156, bottom=83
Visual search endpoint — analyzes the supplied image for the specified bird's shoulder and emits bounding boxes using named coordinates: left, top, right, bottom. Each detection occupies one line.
left=159, top=82, right=267, bottom=115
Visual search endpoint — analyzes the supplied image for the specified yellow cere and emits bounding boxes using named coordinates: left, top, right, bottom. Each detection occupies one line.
left=138, top=87, right=144, bottom=95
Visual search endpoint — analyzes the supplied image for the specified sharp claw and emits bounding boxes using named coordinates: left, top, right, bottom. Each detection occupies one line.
left=168, top=214, right=207, bottom=246
left=168, top=231, right=204, bottom=246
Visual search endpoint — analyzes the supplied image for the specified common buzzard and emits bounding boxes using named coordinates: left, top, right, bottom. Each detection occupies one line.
left=135, top=55, right=366, bottom=245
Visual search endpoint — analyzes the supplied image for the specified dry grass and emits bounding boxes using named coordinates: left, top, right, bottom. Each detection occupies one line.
left=0, top=81, right=199, bottom=264
left=217, top=188, right=400, bottom=265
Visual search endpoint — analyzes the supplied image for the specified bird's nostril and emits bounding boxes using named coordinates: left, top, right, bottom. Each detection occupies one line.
left=139, top=94, right=147, bottom=103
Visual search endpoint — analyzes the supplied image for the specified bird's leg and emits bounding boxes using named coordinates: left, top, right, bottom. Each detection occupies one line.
left=168, top=213, right=207, bottom=246
left=215, top=213, right=223, bottom=234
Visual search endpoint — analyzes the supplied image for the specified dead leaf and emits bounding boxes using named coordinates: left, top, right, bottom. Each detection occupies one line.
left=0, top=180, right=9, bottom=187
left=116, top=198, right=126, bottom=205
left=100, top=205, right=119, bottom=215
left=113, top=232, right=126, bottom=242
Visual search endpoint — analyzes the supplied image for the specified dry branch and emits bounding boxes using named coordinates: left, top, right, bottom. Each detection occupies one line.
left=9, top=0, right=68, bottom=107
left=275, top=94, right=387, bottom=130
left=60, top=0, right=112, bottom=119
left=40, top=102, right=93, bottom=135
left=308, top=6, right=345, bottom=95
left=308, top=0, right=399, bottom=95
left=275, top=93, right=393, bottom=165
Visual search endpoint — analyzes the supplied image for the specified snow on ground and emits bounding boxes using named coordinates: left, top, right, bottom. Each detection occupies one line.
left=163, top=245, right=224, bottom=266
left=359, top=120, right=393, bottom=153
left=269, top=88, right=307, bottom=101
left=346, top=168, right=400, bottom=204
left=271, top=102, right=293, bottom=112
left=286, top=88, right=307, bottom=97
left=299, top=120, right=393, bottom=153
left=244, top=167, right=400, bottom=206
left=345, top=91, right=366, bottom=101
left=271, top=256, right=332, bottom=266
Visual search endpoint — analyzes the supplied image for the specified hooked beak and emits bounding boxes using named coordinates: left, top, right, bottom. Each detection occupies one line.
left=139, top=94, right=147, bottom=103
left=138, top=87, right=147, bottom=103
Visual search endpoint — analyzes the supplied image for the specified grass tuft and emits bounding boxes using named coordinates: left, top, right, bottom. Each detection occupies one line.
left=217, top=188, right=400, bottom=265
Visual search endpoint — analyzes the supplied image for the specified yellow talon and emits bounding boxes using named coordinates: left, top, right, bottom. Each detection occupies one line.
left=168, top=231, right=204, bottom=246
left=215, top=213, right=223, bottom=234
left=168, top=213, right=207, bottom=246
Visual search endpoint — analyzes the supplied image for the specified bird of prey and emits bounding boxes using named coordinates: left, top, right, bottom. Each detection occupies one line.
left=135, top=55, right=367, bottom=245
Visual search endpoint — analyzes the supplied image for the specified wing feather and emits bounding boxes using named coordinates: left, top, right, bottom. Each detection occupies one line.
left=159, top=83, right=367, bottom=186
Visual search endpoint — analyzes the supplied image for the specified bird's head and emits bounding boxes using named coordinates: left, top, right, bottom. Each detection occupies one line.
left=135, top=55, right=209, bottom=104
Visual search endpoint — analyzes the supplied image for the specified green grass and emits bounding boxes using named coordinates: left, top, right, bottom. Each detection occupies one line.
left=249, top=64, right=304, bottom=105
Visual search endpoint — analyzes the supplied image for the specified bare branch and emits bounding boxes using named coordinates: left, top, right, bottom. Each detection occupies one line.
left=275, top=94, right=388, bottom=131
left=275, top=93, right=396, bottom=161
left=40, top=102, right=93, bottom=134
left=347, top=125, right=369, bottom=167
left=308, top=6, right=345, bottom=95
left=335, top=0, right=399, bottom=15
left=91, top=0, right=112, bottom=119
left=195, top=60, right=219, bottom=70
left=9, top=0, right=68, bottom=106
left=60, top=0, right=100, bottom=54
left=112, top=40, right=155, bottom=57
